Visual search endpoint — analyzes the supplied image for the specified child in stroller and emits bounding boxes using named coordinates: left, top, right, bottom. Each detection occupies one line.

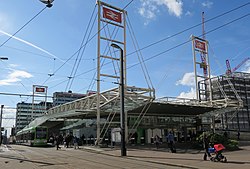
left=208, top=144, right=227, bottom=162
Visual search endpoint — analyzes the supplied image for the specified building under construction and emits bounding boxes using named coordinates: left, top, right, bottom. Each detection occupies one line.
left=199, top=72, right=250, bottom=132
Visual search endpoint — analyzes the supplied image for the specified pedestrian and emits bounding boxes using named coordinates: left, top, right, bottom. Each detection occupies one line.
left=66, top=134, right=70, bottom=148
left=167, top=131, right=175, bottom=153
left=237, top=130, right=240, bottom=140
left=73, top=136, right=79, bottom=149
left=55, top=136, right=61, bottom=150
left=203, top=133, right=211, bottom=160
left=154, top=134, right=160, bottom=149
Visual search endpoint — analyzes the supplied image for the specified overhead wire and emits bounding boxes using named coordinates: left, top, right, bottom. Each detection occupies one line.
left=3, top=45, right=54, bottom=59
left=126, top=14, right=154, bottom=89
left=126, top=13, right=250, bottom=70
left=42, top=1, right=250, bottom=94
left=43, top=0, right=136, bottom=91
left=66, top=4, right=98, bottom=91
left=84, top=9, right=122, bottom=93
left=0, top=6, right=50, bottom=103
left=41, top=4, right=99, bottom=86
left=0, top=6, right=47, bottom=48
left=126, top=2, right=250, bottom=57
left=123, top=0, right=135, bottom=10
left=70, top=2, right=250, bottom=84
left=80, top=1, right=137, bottom=92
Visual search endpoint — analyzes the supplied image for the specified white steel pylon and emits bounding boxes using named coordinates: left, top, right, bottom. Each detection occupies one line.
left=191, top=35, right=212, bottom=102
left=96, top=1, right=127, bottom=145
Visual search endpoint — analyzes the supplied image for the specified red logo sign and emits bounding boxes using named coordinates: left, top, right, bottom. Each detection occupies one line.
left=35, top=87, right=45, bottom=93
left=103, top=7, right=122, bottom=23
left=195, top=40, right=206, bottom=52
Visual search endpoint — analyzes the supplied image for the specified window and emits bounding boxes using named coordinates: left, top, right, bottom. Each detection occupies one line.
left=36, top=127, right=47, bottom=139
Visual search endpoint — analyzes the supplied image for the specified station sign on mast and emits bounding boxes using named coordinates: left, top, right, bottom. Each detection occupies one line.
left=96, top=1, right=126, bottom=146
left=31, top=85, right=48, bottom=122
left=103, top=7, right=122, bottom=23
left=191, top=35, right=212, bottom=102
left=194, top=39, right=206, bottom=53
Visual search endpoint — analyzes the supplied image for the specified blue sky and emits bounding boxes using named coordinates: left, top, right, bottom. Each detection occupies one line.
left=0, top=0, right=250, bottom=133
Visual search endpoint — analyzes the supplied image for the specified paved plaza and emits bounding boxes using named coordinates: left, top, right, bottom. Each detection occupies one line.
left=1, top=143, right=250, bottom=169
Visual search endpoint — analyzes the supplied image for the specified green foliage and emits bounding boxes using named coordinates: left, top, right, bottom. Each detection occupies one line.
left=226, top=139, right=239, bottom=150
left=196, top=131, right=239, bottom=150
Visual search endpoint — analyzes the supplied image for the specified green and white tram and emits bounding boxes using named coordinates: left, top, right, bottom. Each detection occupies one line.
left=16, top=126, right=48, bottom=146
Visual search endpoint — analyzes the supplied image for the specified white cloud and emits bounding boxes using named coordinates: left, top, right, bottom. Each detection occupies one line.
left=241, top=60, right=250, bottom=73
left=177, top=87, right=196, bottom=99
left=8, top=64, right=19, bottom=68
left=185, top=11, right=193, bottom=17
left=176, top=72, right=197, bottom=99
left=2, top=108, right=16, bottom=119
left=202, top=1, right=213, bottom=8
left=138, top=0, right=183, bottom=24
left=0, top=70, right=33, bottom=86
left=176, top=72, right=195, bottom=86
left=0, top=13, right=11, bottom=30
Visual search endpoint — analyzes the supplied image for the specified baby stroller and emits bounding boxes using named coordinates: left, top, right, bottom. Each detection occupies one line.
left=208, top=144, right=227, bottom=162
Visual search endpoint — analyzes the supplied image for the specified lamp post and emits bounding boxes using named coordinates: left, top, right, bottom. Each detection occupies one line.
left=0, top=105, right=4, bottom=145
left=39, top=0, right=54, bottom=8
left=111, top=43, right=126, bottom=156
left=0, top=57, right=8, bottom=145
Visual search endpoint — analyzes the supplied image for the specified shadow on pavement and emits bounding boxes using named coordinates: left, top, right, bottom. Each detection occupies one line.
left=0, top=154, right=68, bottom=166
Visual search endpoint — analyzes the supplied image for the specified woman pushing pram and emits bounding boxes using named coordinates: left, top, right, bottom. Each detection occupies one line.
left=208, top=144, right=227, bottom=162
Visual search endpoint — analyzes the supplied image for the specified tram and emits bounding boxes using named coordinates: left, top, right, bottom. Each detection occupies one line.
left=16, top=126, right=48, bottom=146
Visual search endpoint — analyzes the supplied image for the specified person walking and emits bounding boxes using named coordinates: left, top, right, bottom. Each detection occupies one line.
left=73, top=136, right=79, bottom=149
left=55, top=135, right=61, bottom=150
left=154, top=134, right=160, bottom=149
left=167, top=131, right=175, bottom=153
left=203, top=133, right=211, bottom=160
left=237, top=130, right=240, bottom=140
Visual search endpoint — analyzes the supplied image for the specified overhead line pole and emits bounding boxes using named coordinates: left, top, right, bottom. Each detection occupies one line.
left=0, top=105, right=4, bottom=145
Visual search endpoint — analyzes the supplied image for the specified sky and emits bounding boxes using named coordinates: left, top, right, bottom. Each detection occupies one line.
left=0, top=0, right=250, bottom=135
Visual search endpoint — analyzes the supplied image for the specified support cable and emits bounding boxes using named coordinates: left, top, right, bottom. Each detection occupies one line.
left=126, top=14, right=154, bottom=89
left=43, top=7, right=250, bottom=92
left=42, top=0, right=135, bottom=88
left=67, top=5, right=98, bottom=91
left=127, top=13, right=250, bottom=70
left=72, top=7, right=250, bottom=84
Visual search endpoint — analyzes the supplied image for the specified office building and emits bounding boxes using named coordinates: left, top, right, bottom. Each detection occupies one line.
left=53, top=91, right=86, bottom=106
left=15, top=102, right=52, bottom=133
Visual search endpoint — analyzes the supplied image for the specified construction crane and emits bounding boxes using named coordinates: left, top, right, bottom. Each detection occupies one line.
left=226, top=57, right=250, bottom=75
